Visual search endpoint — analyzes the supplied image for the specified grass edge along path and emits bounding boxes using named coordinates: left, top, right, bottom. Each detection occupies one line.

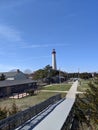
left=0, top=83, right=71, bottom=113
left=42, top=83, right=71, bottom=91
left=0, top=92, right=64, bottom=111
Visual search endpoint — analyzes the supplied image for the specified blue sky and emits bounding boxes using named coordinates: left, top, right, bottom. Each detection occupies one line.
left=0, top=0, right=97, bottom=72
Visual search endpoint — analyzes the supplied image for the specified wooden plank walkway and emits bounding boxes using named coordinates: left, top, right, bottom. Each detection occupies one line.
left=16, top=81, right=78, bottom=130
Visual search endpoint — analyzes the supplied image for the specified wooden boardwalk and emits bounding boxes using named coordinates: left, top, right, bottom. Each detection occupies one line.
left=16, top=81, right=78, bottom=130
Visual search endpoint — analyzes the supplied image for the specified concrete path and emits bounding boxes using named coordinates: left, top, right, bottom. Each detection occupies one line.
left=40, top=90, right=68, bottom=93
left=66, top=80, right=78, bottom=99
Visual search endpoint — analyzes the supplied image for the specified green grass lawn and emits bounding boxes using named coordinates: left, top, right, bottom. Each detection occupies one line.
left=42, top=83, right=71, bottom=91
left=78, top=78, right=97, bottom=92
left=78, top=79, right=90, bottom=92
left=0, top=92, right=63, bottom=111
left=0, top=83, right=71, bottom=112
left=78, top=83, right=89, bottom=92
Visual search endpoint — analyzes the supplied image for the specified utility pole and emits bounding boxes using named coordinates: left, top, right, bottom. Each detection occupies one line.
left=78, top=68, right=80, bottom=80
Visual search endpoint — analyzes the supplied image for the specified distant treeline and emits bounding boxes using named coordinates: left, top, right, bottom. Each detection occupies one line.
left=67, top=72, right=93, bottom=79
left=29, top=65, right=96, bottom=82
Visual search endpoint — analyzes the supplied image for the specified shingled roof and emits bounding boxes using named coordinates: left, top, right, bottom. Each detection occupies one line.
left=0, top=71, right=18, bottom=78
left=0, top=79, right=36, bottom=88
left=0, top=69, right=28, bottom=80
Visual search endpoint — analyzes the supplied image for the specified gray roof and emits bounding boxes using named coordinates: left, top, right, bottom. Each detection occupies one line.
left=0, top=70, right=26, bottom=78
left=0, top=79, right=36, bottom=88
left=0, top=72, right=17, bottom=78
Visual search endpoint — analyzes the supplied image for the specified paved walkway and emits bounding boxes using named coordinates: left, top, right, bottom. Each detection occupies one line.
left=66, top=80, right=78, bottom=99
left=16, top=81, right=78, bottom=130
left=41, top=90, right=68, bottom=93
left=32, top=81, right=78, bottom=130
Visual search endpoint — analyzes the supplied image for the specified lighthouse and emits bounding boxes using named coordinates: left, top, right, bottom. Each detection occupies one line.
left=52, top=49, right=57, bottom=70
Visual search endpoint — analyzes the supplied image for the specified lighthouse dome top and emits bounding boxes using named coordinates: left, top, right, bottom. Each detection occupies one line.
left=52, top=49, right=56, bottom=54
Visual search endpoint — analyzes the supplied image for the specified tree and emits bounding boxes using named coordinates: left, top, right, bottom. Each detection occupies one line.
left=33, top=69, right=45, bottom=80
left=0, top=74, right=6, bottom=81
left=32, top=65, right=67, bottom=84
left=32, top=65, right=58, bottom=80
left=75, top=80, right=98, bottom=129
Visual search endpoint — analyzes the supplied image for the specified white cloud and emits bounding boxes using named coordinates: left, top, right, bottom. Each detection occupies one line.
left=0, top=24, right=70, bottom=50
left=0, top=0, right=35, bottom=9
left=0, top=24, right=22, bottom=42
left=0, top=64, right=17, bottom=72
left=15, top=56, right=51, bottom=62
left=22, top=43, right=70, bottom=49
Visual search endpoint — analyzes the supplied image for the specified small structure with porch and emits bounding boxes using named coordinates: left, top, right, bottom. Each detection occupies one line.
left=0, top=70, right=37, bottom=98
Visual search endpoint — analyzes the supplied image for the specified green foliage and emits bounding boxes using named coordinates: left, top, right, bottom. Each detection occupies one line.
left=33, top=65, right=59, bottom=80
left=32, top=65, right=93, bottom=81
left=93, top=77, right=98, bottom=84
left=9, top=102, right=19, bottom=115
left=67, top=72, right=92, bottom=80
left=27, top=89, right=35, bottom=96
left=32, top=65, right=68, bottom=83
left=42, top=84, right=71, bottom=91
left=77, top=79, right=90, bottom=92
left=75, top=80, right=98, bottom=129
left=79, top=72, right=92, bottom=79
left=93, top=73, right=98, bottom=78
left=0, top=73, right=6, bottom=81
left=0, top=107, right=8, bottom=120
left=33, top=69, right=45, bottom=80
left=0, top=102, right=19, bottom=120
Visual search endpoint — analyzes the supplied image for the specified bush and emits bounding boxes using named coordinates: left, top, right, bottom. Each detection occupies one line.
left=0, top=102, right=19, bottom=120
left=27, top=89, right=35, bottom=96
left=0, top=107, right=8, bottom=120
left=9, top=102, right=19, bottom=115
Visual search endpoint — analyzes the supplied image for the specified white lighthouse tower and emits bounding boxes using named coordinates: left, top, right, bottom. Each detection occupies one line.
left=52, top=49, right=57, bottom=70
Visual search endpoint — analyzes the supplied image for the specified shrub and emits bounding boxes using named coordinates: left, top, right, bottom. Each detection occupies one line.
left=27, top=89, right=35, bottom=96
left=0, top=107, right=8, bottom=120
left=9, top=102, right=19, bottom=115
left=0, top=102, right=19, bottom=120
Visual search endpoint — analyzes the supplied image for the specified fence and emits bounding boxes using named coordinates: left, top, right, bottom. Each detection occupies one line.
left=31, top=81, right=79, bottom=130
left=0, top=94, right=61, bottom=130
left=61, top=101, right=75, bottom=130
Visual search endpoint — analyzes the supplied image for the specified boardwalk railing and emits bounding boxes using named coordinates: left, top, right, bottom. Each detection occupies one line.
left=0, top=94, right=61, bottom=130
left=61, top=99, right=75, bottom=130
left=32, top=80, right=79, bottom=130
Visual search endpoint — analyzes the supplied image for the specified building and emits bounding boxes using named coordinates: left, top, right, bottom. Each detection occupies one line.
left=0, top=79, right=37, bottom=98
left=52, top=49, right=57, bottom=70
left=0, top=69, right=27, bottom=80
left=0, top=70, right=37, bottom=98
